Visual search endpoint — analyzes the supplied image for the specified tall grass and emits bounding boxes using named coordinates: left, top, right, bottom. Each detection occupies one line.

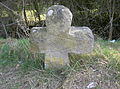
left=0, top=38, right=44, bottom=71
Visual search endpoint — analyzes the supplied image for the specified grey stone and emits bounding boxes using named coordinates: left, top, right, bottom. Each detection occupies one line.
left=30, top=5, right=94, bottom=69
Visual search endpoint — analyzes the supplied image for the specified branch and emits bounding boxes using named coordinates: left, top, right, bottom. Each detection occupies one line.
left=1, top=22, right=8, bottom=38
left=0, top=2, right=29, bottom=36
left=0, top=2, right=19, bottom=16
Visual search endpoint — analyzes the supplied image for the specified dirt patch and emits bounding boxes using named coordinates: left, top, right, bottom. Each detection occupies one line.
left=0, top=60, right=120, bottom=89
left=0, top=66, right=65, bottom=89
left=63, top=65, right=120, bottom=89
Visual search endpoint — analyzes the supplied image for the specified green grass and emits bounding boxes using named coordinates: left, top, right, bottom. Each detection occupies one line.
left=0, top=38, right=44, bottom=71
left=96, top=40, right=120, bottom=69
left=0, top=38, right=120, bottom=72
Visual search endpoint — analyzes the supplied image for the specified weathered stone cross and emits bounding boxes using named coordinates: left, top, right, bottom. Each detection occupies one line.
left=30, top=5, right=94, bottom=69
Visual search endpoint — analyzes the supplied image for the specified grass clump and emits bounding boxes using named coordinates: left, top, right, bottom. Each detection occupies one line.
left=0, top=38, right=44, bottom=71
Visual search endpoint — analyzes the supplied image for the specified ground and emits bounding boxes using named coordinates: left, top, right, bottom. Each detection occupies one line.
left=0, top=60, right=120, bottom=89
left=0, top=39, right=120, bottom=89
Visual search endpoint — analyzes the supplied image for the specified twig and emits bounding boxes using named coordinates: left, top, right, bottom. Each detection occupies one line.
left=0, top=2, right=29, bottom=36
left=1, top=22, right=8, bottom=38
left=0, top=2, right=19, bottom=16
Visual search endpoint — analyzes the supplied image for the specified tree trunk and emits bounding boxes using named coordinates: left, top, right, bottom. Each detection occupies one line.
left=108, top=0, right=115, bottom=40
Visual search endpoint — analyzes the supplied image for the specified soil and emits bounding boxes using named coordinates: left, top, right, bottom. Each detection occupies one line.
left=0, top=62, right=120, bottom=89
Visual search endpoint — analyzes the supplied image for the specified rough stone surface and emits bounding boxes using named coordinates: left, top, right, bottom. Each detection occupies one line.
left=30, top=27, right=47, bottom=53
left=30, top=5, right=94, bottom=69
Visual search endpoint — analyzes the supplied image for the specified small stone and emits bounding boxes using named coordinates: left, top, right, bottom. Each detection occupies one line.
left=32, top=30, right=36, bottom=32
left=87, top=82, right=98, bottom=89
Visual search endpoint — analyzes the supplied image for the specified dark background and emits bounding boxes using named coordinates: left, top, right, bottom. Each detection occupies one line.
left=0, top=0, right=120, bottom=40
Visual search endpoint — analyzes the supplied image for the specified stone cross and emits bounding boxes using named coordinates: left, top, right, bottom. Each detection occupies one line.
left=30, top=5, right=94, bottom=69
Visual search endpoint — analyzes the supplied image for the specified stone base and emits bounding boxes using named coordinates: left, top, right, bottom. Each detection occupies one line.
left=45, top=52, right=69, bottom=69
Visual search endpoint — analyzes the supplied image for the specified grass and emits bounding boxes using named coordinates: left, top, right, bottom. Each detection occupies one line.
left=0, top=38, right=44, bottom=71
left=0, top=38, right=120, bottom=88
left=69, top=40, right=120, bottom=69
left=0, top=38, right=120, bottom=71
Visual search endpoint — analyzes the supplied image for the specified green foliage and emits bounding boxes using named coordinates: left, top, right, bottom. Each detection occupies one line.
left=0, top=10, right=9, bottom=17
